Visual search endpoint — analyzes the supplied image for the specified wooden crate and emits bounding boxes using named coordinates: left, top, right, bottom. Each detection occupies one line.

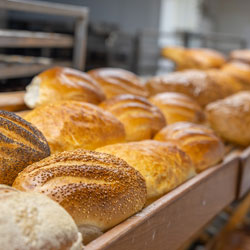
left=238, top=147, right=250, bottom=198
left=85, top=153, right=239, bottom=250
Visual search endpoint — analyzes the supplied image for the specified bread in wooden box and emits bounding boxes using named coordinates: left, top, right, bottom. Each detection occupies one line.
left=221, top=61, right=250, bottom=89
left=206, top=91, right=250, bottom=146
left=88, top=68, right=148, bottom=98
left=146, top=69, right=242, bottom=107
left=229, top=49, right=250, bottom=65
left=96, top=140, right=195, bottom=204
left=0, top=110, right=50, bottom=185
left=13, top=149, right=147, bottom=244
left=99, top=94, right=166, bottom=141
left=24, top=100, right=125, bottom=153
left=161, top=47, right=225, bottom=70
left=154, top=122, right=225, bottom=172
left=24, top=67, right=106, bottom=109
left=0, top=185, right=82, bottom=250
left=148, top=92, right=205, bottom=124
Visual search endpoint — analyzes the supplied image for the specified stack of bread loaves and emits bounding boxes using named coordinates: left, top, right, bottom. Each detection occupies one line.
left=2, top=55, right=249, bottom=248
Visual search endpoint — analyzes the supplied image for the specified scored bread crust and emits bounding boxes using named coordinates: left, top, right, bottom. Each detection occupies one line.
left=154, top=122, right=225, bottom=172
left=24, top=67, right=106, bottom=108
left=88, top=68, right=149, bottom=98
left=0, top=110, right=50, bottom=185
left=0, top=185, right=82, bottom=250
left=100, top=94, right=166, bottom=141
left=13, top=149, right=147, bottom=243
left=24, top=101, right=126, bottom=153
left=206, top=91, right=250, bottom=146
left=96, top=140, right=195, bottom=204
left=149, top=92, right=205, bottom=124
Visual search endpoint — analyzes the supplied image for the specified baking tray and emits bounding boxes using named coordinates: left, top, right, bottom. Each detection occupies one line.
left=85, top=152, right=239, bottom=250
left=238, top=146, right=250, bottom=198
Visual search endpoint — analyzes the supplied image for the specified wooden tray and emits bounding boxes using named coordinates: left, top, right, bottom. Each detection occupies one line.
left=85, top=153, right=239, bottom=250
left=238, top=147, right=250, bottom=198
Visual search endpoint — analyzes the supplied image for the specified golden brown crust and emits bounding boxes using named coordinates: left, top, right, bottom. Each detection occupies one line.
left=146, top=70, right=241, bottom=106
left=206, top=91, right=250, bottom=146
left=229, top=49, right=250, bottom=65
left=13, top=149, right=147, bottom=240
left=221, top=61, right=250, bottom=89
left=99, top=94, right=166, bottom=141
left=0, top=110, right=50, bottom=185
left=25, top=67, right=106, bottom=108
left=24, top=101, right=125, bottom=153
left=88, top=68, right=148, bottom=98
left=96, top=140, right=195, bottom=204
left=149, top=92, right=205, bottom=124
left=154, top=122, right=225, bottom=172
left=162, top=47, right=225, bottom=70
left=0, top=185, right=82, bottom=250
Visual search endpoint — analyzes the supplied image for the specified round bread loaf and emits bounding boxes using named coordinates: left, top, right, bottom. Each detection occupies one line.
left=96, top=140, right=195, bottom=204
left=206, top=91, right=250, bottom=146
left=24, top=101, right=125, bottom=153
left=221, top=62, right=250, bottom=89
left=88, top=68, right=148, bottom=98
left=149, top=92, right=205, bottom=124
left=229, top=49, right=250, bottom=65
left=154, top=122, right=225, bottom=172
left=146, top=70, right=241, bottom=106
left=0, top=110, right=50, bottom=185
left=99, top=94, right=166, bottom=141
left=13, top=149, right=147, bottom=244
left=0, top=185, right=82, bottom=250
left=24, top=67, right=106, bottom=108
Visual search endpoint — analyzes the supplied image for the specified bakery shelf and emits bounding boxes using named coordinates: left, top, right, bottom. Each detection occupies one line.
left=238, top=146, right=250, bottom=198
left=85, top=152, right=239, bottom=250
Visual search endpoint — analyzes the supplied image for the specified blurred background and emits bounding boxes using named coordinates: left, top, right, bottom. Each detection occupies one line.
left=1, top=0, right=250, bottom=92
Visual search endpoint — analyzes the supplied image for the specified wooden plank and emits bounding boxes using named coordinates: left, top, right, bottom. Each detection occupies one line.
left=85, top=153, right=239, bottom=250
left=238, top=146, right=250, bottom=198
left=0, top=30, right=73, bottom=48
left=0, top=91, right=26, bottom=112
left=0, top=0, right=88, bottom=18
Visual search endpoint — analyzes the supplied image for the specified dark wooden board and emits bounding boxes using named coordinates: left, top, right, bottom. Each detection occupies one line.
left=85, top=153, right=239, bottom=250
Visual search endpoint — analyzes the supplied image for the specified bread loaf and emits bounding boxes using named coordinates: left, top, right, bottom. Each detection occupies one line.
left=24, top=67, right=106, bottom=108
left=161, top=47, right=225, bottom=70
left=149, top=92, right=205, bottom=124
left=0, top=110, right=50, bottom=185
left=206, top=91, right=250, bottom=146
left=24, top=101, right=125, bottom=153
left=229, top=49, right=250, bottom=65
left=99, top=94, right=166, bottom=141
left=146, top=70, right=241, bottom=106
left=154, top=122, right=225, bottom=172
left=13, top=149, right=147, bottom=244
left=88, top=68, right=148, bottom=98
left=96, top=140, right=195, bottom=204
left=0, top=185, right=82, bottom=250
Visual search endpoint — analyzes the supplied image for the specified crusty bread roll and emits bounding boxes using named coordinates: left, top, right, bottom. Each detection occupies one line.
left=99, top=94, right=166, bottom=141
left=162, top=47, right=225, bottom=70
left=206, top=91, right=250, bottom=146
left=154, top=122, right=225, bottom=172
left=146, top=70, right=242, bottom=106
left=24, top=101, right=125, bottom=153
left=0, top=110, right=50, bottom=185
left=13, top=149, right=147, bottom=244
left=148, top=92, right=205, bottom=124
left=221, top=61, right=250, bottom=89
left=96, top=140, right=195, bottom=204
left=88, top=68, right=148, bottom=98
left=24, top=67, right=106, bottom=108
left=229, top=49, right=250, bottom=65
left=0, top=185, right=82, bottom=250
